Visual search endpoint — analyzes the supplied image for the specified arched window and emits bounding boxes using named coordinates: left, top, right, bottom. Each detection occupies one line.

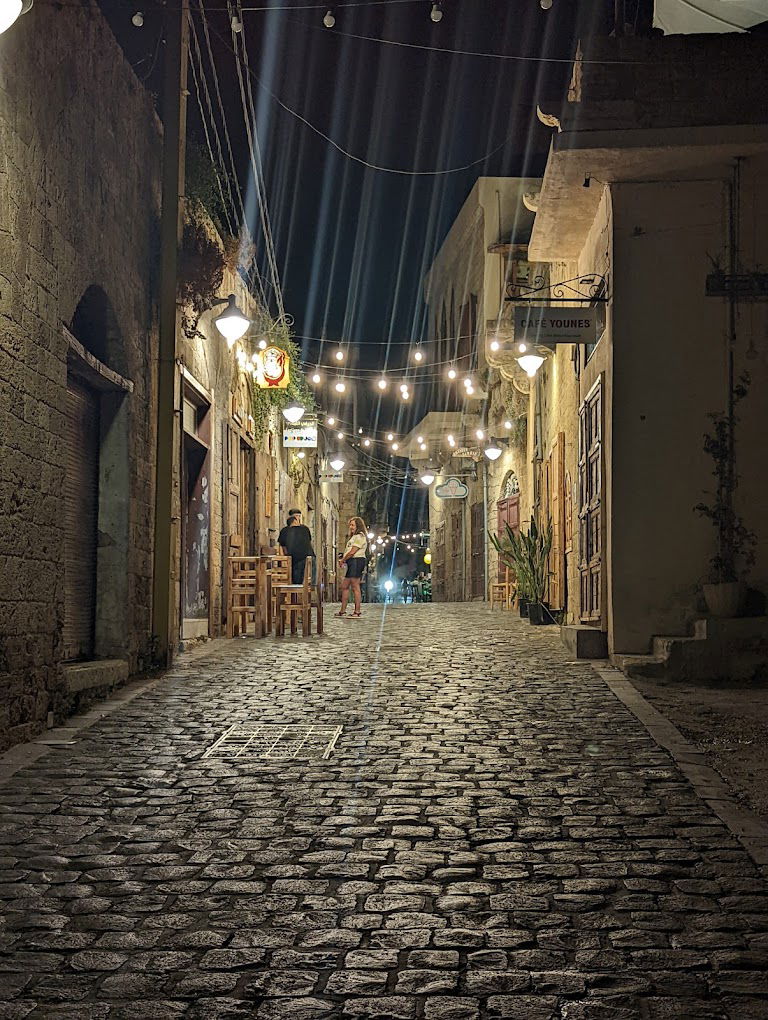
left=501, top=471, right=520, bottom=500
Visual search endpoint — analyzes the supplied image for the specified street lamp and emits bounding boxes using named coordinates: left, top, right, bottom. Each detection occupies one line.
left=420, top=472, right=435, bottom=485
left=282, top=402, right=305, bottom=424
left=0, top=0, right=32, bottom=34
left=213, top=294, right=250, bottom=345
left=329, top=456, right=345, bottom=471
left=516, top=353, right=545, bottom=377
left=484, top=443, right=503, bottom=461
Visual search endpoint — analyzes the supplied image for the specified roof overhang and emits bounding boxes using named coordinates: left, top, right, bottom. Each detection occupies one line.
left=529, top=123, right=768, bottom=262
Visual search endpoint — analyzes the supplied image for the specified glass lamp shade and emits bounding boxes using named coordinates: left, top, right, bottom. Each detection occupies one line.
left=214, top=294, right=250, bottom=344
left=329, top=457, right=345, bottom=471
left=282, top=403, right=305, bottom=424
left=516, top=353, right=545, bottom=377
left=420, top=473, right=435, bottom=485
left=0, top=0, right=31, bottom=35
left=484, top=445, right=503, bottom=461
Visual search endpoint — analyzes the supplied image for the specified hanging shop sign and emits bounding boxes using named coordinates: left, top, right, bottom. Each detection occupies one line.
left=319, top=469, right=343, bottom=484
left=435, top=477, right=469, bottom=499
left=514, top=305, right=602, bottom=345
left=255, top=346, right=290, bottom=388
left=283, top=422, right=318, bottom=448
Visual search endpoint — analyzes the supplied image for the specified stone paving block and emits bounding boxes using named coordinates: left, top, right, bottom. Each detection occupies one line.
left=0, top=606, right=767, bottom=1016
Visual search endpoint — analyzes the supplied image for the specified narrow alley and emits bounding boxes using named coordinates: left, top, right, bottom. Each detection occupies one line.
left=0, top=605, right=766, bottom=1019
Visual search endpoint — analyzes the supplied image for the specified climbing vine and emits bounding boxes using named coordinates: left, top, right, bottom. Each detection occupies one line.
left=248, top=319, right=316, bottom=442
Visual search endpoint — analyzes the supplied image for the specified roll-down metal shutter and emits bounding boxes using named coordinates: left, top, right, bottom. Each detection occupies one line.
left=63, top=379, right=100, bottom=660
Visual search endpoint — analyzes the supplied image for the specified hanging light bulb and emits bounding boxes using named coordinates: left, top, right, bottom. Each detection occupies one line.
left=377, top=377, right=387, bottom=391
left=358, top=428, right=363, bottom=434
left=326, top=416, right=335, bottom=425
left=297, top=451, right=306, bottom=460
left=465, top=384, right=475, bottom=395
left=334, top=348, right=345, bottom=362
left=251, top=352, right=258, bottom=364
left=392, top=442, right=399, bottom=451
left=516, top=353, right=546, bottom=377
left=282, top=402, right=305, bottom=424
left=337, top=431, right=344, bottom=440
left=518, top=342, right=528, bottom=353
left=490, top=339, right=500, bottom=352
left=323, top=7, right=335, bottom=27
left=214, top=294, right=250, bottom=345
left=413, top=347, right=424, bottom=363
left=311, top=371, right=321, bottom=384
left=367, top=531, right=375, bottom=540
left=419, top=443, right=427, bottom=452
left=463, top=376, right=473, bottom=389
left=363, top=438, right=371, bottom=447
left=540, top=0, right=553, bottom=9
left=401, top=390, right=410, bottom=400
left=131, top=10, right=144, bottom=26
left=504, top=419, right=512, bottom=430
left=258, top=338, right=267, bottom=350
left=430, top=1, right=443, bottom=22
left=447, top=366, right=457, bottom=380
left=475, top=429, right=485, bottom=441
left=334, top=380, right=346, bottom=393
left=447, top=434, right=454, bottom=444
left=420, top=472, right=435, bottom=485
left=231, top=13, right=242, bottom=32
left=417, top=435, right=423, bottom=443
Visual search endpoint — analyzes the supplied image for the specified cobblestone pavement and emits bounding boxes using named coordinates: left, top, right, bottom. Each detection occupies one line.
left=1, top=604, right=768, bottom=1020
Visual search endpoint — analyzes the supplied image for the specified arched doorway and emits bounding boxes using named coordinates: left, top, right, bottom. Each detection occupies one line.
left=496, top=471, right=521, bottom=581
left=64, top=286, right=132, bottom=661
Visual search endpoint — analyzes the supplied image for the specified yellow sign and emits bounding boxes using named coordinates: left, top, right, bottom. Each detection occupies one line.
left=256, top=346, right=290, bottom=389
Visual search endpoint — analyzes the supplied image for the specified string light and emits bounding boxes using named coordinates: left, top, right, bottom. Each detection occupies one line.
left=392, top=442, right=399, bottom=451
left=430, top=2, right=442, bottom=22
left=334, top=348, right=345, bottom=362
left=387, top=433, right=394, bottom=441
left=447, top=366, right=457, bottom=380
left=490, top=339, right=500, bottom=352
left=311, top=371, right=321, bottom=384
left=326, top=416, right=335, bottom=425
left=417, top=435, right=423, bottom=443
left=377, top=377, right=388, bottom=390
left=334, top=380, right=346, bottom=393
left=504, top=420, right=512, bottom=430
left=258, top=339, right=268, bottom=350
left=475, top=429, right=485, bottom=440
left=463, top=376, right=473, bottom=388
left=413, top=346, right=424, bottom=363
left=323, top=8, right=335, bottom=27
left=363, top=438, right=371, bottom=447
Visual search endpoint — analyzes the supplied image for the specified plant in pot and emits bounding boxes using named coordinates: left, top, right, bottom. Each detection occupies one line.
left=694, top=372, right=756, bottom=617
left=521, top=518, right=554, bottom=625
left=489, top=524, right=531, bottom=617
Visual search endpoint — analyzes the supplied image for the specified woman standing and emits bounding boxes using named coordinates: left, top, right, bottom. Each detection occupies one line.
left=335, top=517, right=368, bottom=618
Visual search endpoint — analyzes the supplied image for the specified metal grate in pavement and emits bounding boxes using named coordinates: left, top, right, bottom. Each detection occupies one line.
left=202, top=723, right=343, bottom=760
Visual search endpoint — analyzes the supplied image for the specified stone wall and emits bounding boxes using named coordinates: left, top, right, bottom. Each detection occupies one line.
left=0, top=5, right=161, bottom=747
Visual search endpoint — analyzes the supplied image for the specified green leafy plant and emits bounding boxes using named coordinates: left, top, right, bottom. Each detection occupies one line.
left=490, top=518, right=553, bottom=603
left=694, top=372, right=755, bottom=583
left=249, top=318, right=316, bottom=441
left=178, top=213, right=225, bottom=339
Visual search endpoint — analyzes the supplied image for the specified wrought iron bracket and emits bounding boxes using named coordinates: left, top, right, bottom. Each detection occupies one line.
left=505, top=273, right=608, bottom=304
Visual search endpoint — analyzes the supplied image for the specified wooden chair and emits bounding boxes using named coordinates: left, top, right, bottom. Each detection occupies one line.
left=227, top=556, right=268, bottom=637
left=265, top=555, right=291, bottom=633
left=275, top=558, right=315, bottom=637
left=489, top=566, right=514, bottom=610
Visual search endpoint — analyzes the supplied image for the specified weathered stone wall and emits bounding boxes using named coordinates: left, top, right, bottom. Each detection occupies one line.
left=0, top=5, right=161, bottom=747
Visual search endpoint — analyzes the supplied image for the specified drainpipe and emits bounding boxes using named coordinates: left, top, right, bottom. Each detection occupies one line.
left=483, top=456, right=489, bottom=601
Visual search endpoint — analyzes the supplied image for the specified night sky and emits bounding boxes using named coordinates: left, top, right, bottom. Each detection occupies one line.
left=100, top=0, right=606, bottom=531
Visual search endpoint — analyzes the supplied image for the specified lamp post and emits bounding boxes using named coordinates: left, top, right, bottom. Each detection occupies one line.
left=0, top=0, right=32, bottom=35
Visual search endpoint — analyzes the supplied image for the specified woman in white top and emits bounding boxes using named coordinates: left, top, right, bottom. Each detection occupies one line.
left=335, top=517, right=368, bottom=618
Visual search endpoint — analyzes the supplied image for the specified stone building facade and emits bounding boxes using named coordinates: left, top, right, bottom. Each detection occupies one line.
left=0, top=5, right=162, bottom=748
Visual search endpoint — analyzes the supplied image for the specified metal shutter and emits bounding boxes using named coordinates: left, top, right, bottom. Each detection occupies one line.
left=63, top=379, right=100, bottom=660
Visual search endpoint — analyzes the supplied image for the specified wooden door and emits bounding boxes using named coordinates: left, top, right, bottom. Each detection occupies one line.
left=433, top=522, right=446, bottom=601
left=470, top=501, right=485, bottom=599
left=579, top=380, right=603, bottom=622
left=546, top=432, right=566, bottom=610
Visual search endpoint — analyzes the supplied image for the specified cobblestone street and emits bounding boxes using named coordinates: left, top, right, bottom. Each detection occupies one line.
left=1, top=604, right=768, bottom=1019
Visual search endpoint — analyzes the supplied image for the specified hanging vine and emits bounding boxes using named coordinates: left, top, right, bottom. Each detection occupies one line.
left=248, top=318, right=316, bottom=442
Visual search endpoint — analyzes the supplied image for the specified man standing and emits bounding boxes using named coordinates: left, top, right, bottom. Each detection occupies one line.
left=277, top=508, right=301, bottom=551
left=280, top=511, right=315, bottom=584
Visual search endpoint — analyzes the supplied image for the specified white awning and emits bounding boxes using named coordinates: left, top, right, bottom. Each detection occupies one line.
left=654, top=0, right=768, bottom=33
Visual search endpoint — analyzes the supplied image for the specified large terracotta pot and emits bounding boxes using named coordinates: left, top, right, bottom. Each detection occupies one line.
left=702, top=580, right=747, bottom=618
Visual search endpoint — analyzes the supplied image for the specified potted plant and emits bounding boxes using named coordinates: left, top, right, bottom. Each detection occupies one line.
left=490, top=524, right=531, bottom=616
left=694, top=372, right=756, bottom=617
left=521, top=519, right=554, bottom=625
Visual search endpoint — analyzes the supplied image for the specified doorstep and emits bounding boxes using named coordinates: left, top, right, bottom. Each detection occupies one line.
left=560, top=625, right=608, bottom=659
left=63, top=659, right=129, bottom=695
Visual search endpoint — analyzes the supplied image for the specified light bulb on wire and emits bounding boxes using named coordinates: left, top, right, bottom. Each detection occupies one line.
left=323, top=8, right=335, bottom=27
left=230, top=13, right=242, bottom=32
left=540, top=0, right=552, bottom=9
left=311, top=372, right=321, bottom=384
left=413, top=346, right=424, bottom=363
left=334, top=380, right=346, bottom=393
left=131, top=10, right=144, bottom=26
left=430, top=2, right=443, bottom=22
left=326, top=416, right=335, bottom=426
left=377, top=377, right=387, bottom=391
left=387, top=433, right=394, bottom=442
left=447, top=366, right=457, bottom=380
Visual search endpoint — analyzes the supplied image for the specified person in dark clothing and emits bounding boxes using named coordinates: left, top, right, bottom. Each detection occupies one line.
left=281, top=512, right=315, bottom=584
left=277, top=508, right=302, bottom=550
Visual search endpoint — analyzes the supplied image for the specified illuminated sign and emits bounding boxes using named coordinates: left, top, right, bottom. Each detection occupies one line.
left=283, top=424, right=318, bottom=448
left=514, top=305, right=601, bottom=345
left=256, top=346, right=290, bottom=388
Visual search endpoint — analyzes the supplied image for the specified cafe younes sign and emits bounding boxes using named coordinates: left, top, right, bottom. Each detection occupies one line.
left=513, top=306, right=603, bottom=346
